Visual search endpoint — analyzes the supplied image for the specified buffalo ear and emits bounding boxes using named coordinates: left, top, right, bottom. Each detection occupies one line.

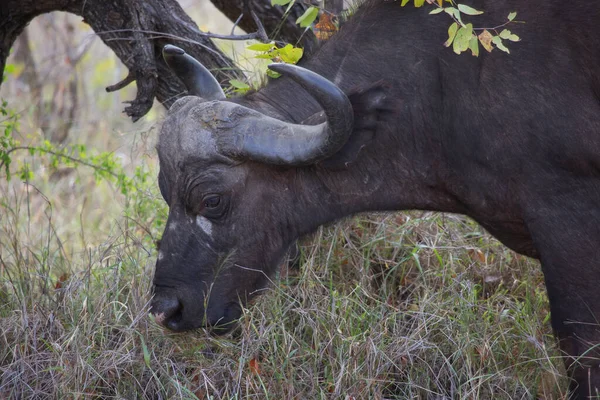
left=318, top=83, right=393, bottom=169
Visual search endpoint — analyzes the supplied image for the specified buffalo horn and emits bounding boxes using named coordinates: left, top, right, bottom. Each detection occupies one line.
left=225, top=63, right=354, bottom=166
left=162, top=45, right=225, bottom=100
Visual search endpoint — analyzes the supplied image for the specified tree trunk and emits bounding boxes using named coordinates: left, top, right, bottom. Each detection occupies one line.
left=0, top=0, right=322, bottom=122
left=0, top=0, right=242, bottom=121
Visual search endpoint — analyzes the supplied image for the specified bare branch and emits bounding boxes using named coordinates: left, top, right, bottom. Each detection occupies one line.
left=231, top=14, right=244, bottom=36
left=209, top=0, right=319, bottom=56
left=251, top=11, right=269, bottom=42
left=106, top=72, right=136, bottom=92
left=0, top=0, right=244, bottom=122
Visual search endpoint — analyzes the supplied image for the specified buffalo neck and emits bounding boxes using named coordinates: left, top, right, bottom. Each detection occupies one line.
left=283, top=134, right=466, bottom=239
left=229, top=0, right=471, bottom=235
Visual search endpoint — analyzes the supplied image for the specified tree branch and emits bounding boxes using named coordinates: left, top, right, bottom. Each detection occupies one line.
left=0, top=0, right=325, bottom=122
left=0, top=0, right=244, bottom=122
left=209, top=0, right=320, bottom=56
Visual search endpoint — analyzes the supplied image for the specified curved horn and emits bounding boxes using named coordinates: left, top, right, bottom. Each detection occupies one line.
left=268, top=63, right=354, bottom=161
left=162, top=45, right=225, bottom=100
left=216, top=63, right=353, bottom=166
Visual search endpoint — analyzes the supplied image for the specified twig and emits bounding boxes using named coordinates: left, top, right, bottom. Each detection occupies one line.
left=473, top=20, right=516, bottom=32
left=96, top=20, right=270, bottom=43
left=106, top=72, right=136, bottom=93
left=96, top=30, right=239, bottom=66
left=231, top=13, right=244, bottom=36
left=0, top=146, right=118, bottom=179
left=250, top=11, right=269, bottom=43
left=429, top=1, right=518, bottom=32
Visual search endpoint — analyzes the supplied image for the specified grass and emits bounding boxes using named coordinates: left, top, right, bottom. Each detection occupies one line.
left=0, top=140, right=569, bottom=398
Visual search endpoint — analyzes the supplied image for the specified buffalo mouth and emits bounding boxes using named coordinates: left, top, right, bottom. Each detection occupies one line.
left=150, top=292, right=242, bottom=333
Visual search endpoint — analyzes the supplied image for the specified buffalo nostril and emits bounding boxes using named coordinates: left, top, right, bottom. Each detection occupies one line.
left=150, top=296, right=182, bottom=328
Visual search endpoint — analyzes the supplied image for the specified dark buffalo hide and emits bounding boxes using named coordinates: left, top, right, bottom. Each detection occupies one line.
left=151, top=1, right=600, bottom=398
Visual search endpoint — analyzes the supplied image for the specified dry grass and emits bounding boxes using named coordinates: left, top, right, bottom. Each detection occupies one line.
left=0, top=158, right=569, bottom=398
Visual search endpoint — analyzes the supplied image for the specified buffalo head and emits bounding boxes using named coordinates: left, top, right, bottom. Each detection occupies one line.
left=150, top=45, right=355, bottom=332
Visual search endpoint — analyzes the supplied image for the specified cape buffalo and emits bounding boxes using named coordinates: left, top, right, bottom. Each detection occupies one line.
left=150, top=0, right=600, bottom=397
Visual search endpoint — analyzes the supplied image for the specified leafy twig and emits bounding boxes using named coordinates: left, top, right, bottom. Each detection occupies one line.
left=406, top=1, right=520, bottom=55
left=0, top=146, right=118, bottom=179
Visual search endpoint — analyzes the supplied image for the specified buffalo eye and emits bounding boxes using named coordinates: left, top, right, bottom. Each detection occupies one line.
left=199, top=194, right=226, bottom=219
left=203, top=195, right=221, bottom=209
left=185, top=184, right=227, bottom=218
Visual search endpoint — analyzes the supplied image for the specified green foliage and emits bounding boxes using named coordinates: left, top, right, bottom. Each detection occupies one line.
left=1, top=100, right=19, bottom=180
left=453, top=22, right=473, bottom=54
left=2, top=51, right=23, bottom=83
left=400, top=0, right=521, bottom=56
left=227, top=6, right=309, bottom=92
left=246, top=42, right=304, bottom=78
left=0, top=100, right=164, bottom=237
left=457, top=4, right=483, bottom=15
left=234, top=0, right=522, bottom=94
left=229, top=79, right=251, bottom=95
left=238, top=0, right=337, bottom=88
left=3, top=64, right=16, bottom=75
left=296, top=6, right=319, bottom=28
left=3, top=64, right=16, bottom=83
left=227, top=41, right=306, bottom=93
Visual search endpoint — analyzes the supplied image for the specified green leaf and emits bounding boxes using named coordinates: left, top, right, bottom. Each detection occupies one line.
left=296, top=6, right=319, bottom=28
left=254, top=54, right=275, bottom=60
left=444, top=7, right=463, bottom=26
left=492, top=36, right=510, bottom=53
left=138, top=333, right=151, bottom=368
left=229, top=79, right=250, bottom=94
left=271, top=0, right=292, bottom=5
left=453, top=23, right=473, bottom=55
left=508, top=11, right=517, bottom=21
left=277, top=44, right=303, bottom=64
left=229, top=79, right=250, bottom=90
left=457, top=4, right=483, bottom=15
left=246, top=42, right=275, bottom=52
left=429, top=7, right=445, bottom=14
left=508, top=34, right=520, bottom=42
left=401, top=0, right=410, bottom=5
left=444, top=22, right=459, bottom=47
left=18, top=164, right=33, bottom=181
left=499, top=29, right=512, bottom=39
left=469, top=36, right=479, bottom=57
left=266, top=69, right=282, bottom=79
left=414, top=0, right=425, bottom=7
left=4, top=64, right=16, bottom=75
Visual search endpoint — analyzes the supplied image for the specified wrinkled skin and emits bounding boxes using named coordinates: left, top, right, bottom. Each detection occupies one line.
left=153, top=98, right=293, bottom=330
left=151, top=0, right=600, bottom=397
